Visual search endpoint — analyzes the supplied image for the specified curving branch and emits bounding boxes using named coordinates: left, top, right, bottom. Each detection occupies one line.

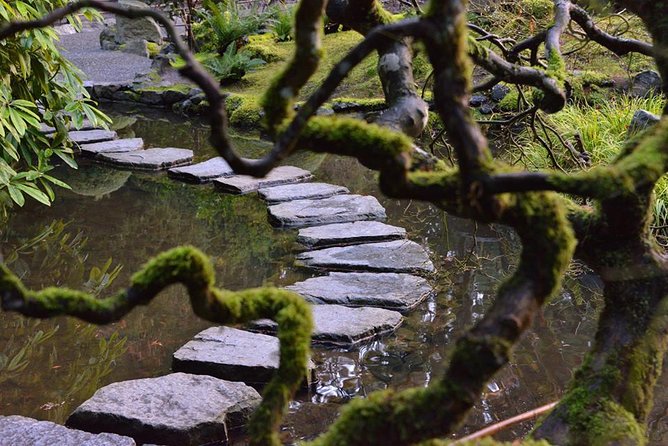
left=0, top=246, right=312, bottom=446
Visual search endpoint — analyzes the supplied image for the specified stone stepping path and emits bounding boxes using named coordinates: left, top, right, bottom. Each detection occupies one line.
left=67, top=373, right=261, bottom=446
left=172, top=326, right=315, bottom=386
left=97, top=148, right=194, bottom=171
left=68, top=129, right=118, bottom=145
left=268, top=194, right=386, bottom=228
left=286, top=272, right=433, bottom=313
left=0, top=415, right=135, bottom=446
left=213, top=165, right=313, bottom=194
left=80, top=138, right=145, bottom=157
left=167, top=157, right=236, bottom=183
left=296, top=240, right=435, bottom=275
left=258, top=182, right=349, bottom=204
left=297, top=221, right=407, bottom=249
left=250, top=304, right=403, bottom=347
left=40, top=120, right=96, bottom=134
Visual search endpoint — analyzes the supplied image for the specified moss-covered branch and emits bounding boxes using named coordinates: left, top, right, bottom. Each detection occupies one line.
left=1, top=246, right=312, bottom=446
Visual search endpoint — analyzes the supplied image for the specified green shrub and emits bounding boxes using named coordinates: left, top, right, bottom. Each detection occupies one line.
left=271, top=6, right=294, bottom=42
left=198, top=44, right=266, bottom=85
left=193, top=0, right=269, bottom=54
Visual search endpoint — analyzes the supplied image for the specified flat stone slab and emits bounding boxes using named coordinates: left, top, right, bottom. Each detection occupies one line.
left=97, top=148, right=193, bottom=171
left=68, top=129, right=118, bottom=145
left=80, top=138, right=144, bottom=156
left=268, top=195, right=386, bottom=228
left=172, top=327, right=314, bottom=386
left=0, top=415, right=136, bottom=446
left=297, top=221, right=407, bottom=249
left=296, top=240, right=435, bottom=274
left=167, top=157, right=235, bottom=183
left=213, top=166, right=313, bottom=194
left=286, top=272, right=433, bottom=313
left=40, top=120, right=95, bottom=134
left=251, top=304, right=403, bottom=347
left=67, top=373, right=261, bottom=446
left=258, top=182, right=349, bottom=204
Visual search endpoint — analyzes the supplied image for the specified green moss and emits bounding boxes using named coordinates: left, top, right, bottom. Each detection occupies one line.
left=146, top=41, right=161, bottom=58
left=497, top=89, right=521, bottom=112
left=139, top=83, right=193, bottom=94
left=520, top=0, right=554, bottom=19
left=226, top=94, right=264, bottom=129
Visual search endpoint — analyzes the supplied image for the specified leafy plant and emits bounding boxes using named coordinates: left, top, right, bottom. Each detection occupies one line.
left=0, top=1, right=109, bottom=210
left=192, top=0, right=268, bottom=54
left=271, top=5, right=294, bottom=42
left=197, top=44, right=266, bottom=85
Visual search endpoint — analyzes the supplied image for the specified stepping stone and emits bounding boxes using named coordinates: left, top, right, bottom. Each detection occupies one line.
left=172, top=327, right=315, bottom=386
left=0, top=415, right=136, bottom=446
left=213, top=166, right=313, bottom=194
left=67, top=373, right=261, bottom=446
left=40, top=120, right=96, bottom=134
left=68, top=129, right=118, bottom=145
left=297, top=221, right=407, bottom=249
left=97, top=148, right=193, bottom=171
left=296, top=240, right=435, bottom=274
left=268, top=195, right=386, bottom=228
left=251, top=304, right=403, bottom=347
left=286, top=272, right=433, bottom=313
left=80, top=138, right=144, bottom=156
left=167, top=157, right=235, bottom=183
left=258, top=182, right=349, bottom=204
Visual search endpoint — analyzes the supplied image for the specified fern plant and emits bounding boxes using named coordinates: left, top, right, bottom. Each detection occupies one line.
left=197, top=44, right=266, bottom=85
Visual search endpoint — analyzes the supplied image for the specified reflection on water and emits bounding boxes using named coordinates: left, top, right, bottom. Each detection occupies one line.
left=1, top=105, right=666, bottom=444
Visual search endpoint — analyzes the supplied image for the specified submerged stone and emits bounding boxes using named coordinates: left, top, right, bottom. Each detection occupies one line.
left=80, top=138, right=144, bottom=156
left=213, top=166, right=313, bottom=194
left=286, top=272, right=433, bottom=313
left=296, top=240, right=434, bottom=274
left=268, top=195, right=386, bottom=228
left=172, top=326, right=314, bottom=386
left=69, top=129, right=118, bottom=145
left=251, top=304, right=403, bottom=347
left=167, top=157, right=235, bottom=183
left=66, top=373, right=261, bottom=446
left=297, top=221, right=406, bottom=249
left=0, top=415, right=135, bottom=446
left=258, top=182, right=349, bottom=204
left=97, top=148, right=193, bottom=170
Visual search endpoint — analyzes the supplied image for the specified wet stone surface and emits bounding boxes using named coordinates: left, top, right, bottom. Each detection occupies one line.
left=268, top=195, right=386, bottom=228
left=213, top=166, right=313, bottom=194
left=296, top=240, right=435, bottom=274
left=172, top=327, right=314, bottom=386
left=286, top=272, right=433, bottom=313
left=97, top=148, right=193, bottom=170
left=0, top=415, right=136, bottom=446
left=167, top=157, right=235, bottom=183
left=250, top=304, right=404, bottom=347
left=66, top=373, right=261, bottom=446
left=258, top=182, right=349, bottom=204
left=68, top=129, right=118, bottom=145
left=297, top=221, right=406, bottom=249
left=80, top=138, right=144, bottom=156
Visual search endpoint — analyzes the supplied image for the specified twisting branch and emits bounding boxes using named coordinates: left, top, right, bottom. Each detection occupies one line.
left=1, top=247, right=312, bottom=446
left=569, top=4, right=654, bottom=57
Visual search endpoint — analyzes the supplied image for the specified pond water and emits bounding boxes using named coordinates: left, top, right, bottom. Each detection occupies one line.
left=1, top=105, right=666, bottom=444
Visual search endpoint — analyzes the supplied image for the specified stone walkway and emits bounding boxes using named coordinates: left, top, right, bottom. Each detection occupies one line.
left=5, top=128, right=437, bottom=445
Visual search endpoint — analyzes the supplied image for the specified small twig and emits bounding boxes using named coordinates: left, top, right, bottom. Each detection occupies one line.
left=451, top=401, right=559, bottom=445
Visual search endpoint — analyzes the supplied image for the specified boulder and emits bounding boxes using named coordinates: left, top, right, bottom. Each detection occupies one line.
left=631, top=70, right=663, bottom=97
left=629, top=109, right=661, bottom=134
left=67, top=373, right=261, bottom=446
left=115, top=0, right=163, bottom=44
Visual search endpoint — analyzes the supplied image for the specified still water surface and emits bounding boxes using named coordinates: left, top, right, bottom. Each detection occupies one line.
left=1, top=105, right=666, bottom=443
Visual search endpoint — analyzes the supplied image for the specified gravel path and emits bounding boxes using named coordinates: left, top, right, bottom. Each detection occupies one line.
left=59, top=28, right=153, bottom=84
